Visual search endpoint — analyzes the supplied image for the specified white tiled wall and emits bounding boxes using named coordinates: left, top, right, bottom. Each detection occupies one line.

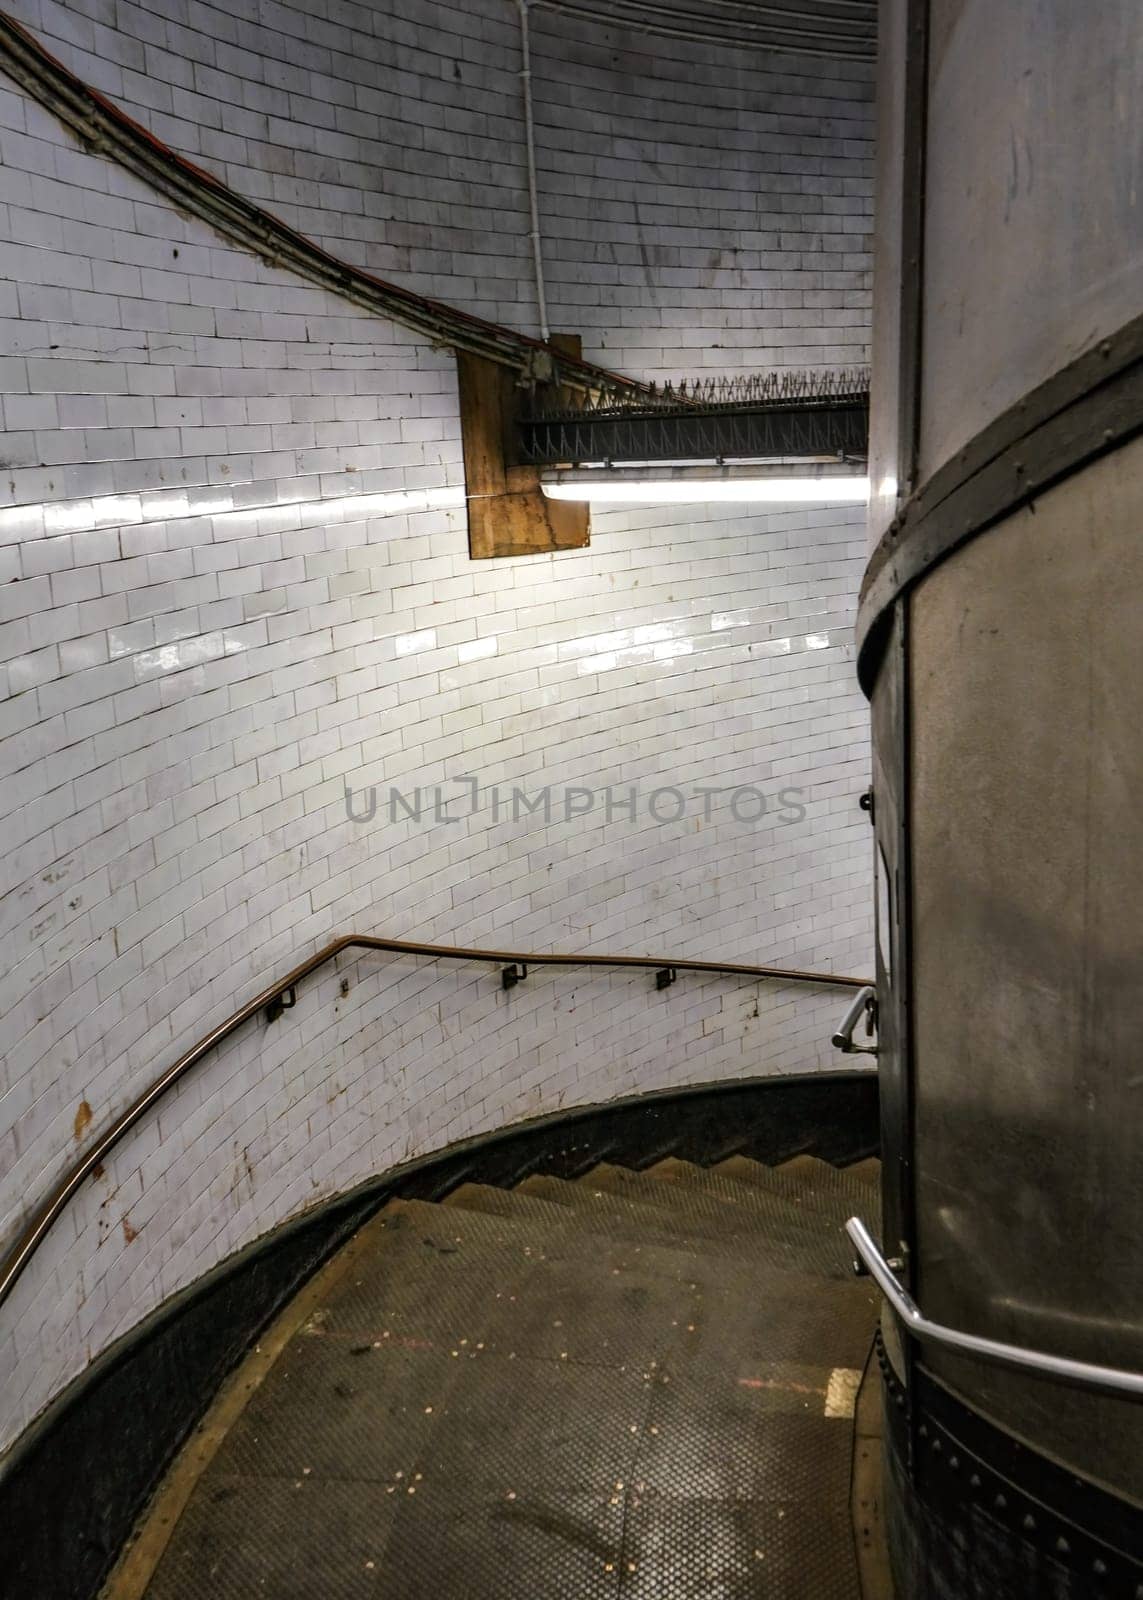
left=0, top=5, right=873, bottom=1451
left=5, top=0, right=874, bottom=369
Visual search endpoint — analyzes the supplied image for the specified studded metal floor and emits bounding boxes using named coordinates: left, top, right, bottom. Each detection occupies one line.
left=129, top=1156, right=880, bottom=1599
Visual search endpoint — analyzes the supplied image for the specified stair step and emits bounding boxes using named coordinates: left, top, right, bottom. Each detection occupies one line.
left=389, top=1194, right=868, bottom=1307
left=520, top=1170, right=834, bottom=1244
left=574, top=1159, right=848, bottom=1231
left=658, top=1155, right=871, bottom=1216
left=443, top=1180, right=853, bottom=1278
left=715, top=1153, right=880, bottom=1217
left=842, top=1157, right=882, bottom=1188
left=522, top=1172, right=853, bottom=1279
left=126, top=1177, right=879, bottom=1600
left=190, top=1198, right=877, bottom=1563
left=445, top=1177, right=802, bottom=1254
left=378, top=1197, right=876, bottom=1368
left=618, top=1157, right=862, bottom=1227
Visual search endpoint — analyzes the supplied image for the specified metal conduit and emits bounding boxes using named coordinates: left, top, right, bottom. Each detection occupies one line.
left=533, top=0, right=876, bottom=59
left=516, top=0, right=551, bottom=343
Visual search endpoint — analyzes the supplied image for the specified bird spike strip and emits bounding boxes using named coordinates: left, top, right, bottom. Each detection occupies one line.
left=528, top=367, right=871, bottom=422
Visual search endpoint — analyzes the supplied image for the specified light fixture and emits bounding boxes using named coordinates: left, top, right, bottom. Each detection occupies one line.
left=540, top=464, right=869, bottom=505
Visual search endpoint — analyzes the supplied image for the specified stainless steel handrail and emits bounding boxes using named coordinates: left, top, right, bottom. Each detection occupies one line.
left=830, top=984, right=877, bottom=1054
left=0, top=931, right=869, bottom=1315
left=846, top=1217, right=1143, bottom=1400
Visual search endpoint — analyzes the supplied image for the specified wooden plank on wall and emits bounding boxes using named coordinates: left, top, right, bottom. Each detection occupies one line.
left=457, top=348, right=590, bottom=559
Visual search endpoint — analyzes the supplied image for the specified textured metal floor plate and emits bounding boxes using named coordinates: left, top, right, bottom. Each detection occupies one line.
left=499, top=1175, right=856, bottom=1278
left=139, top=1165, right=877, bottom=1599
left=838, top=1158, right=881, bottom=1189
left=579, top=1159, right=863, bottom=1230
left=437, top=1181, right=851, bottom=1277
left=714, top=1155, right=883, bottom=1213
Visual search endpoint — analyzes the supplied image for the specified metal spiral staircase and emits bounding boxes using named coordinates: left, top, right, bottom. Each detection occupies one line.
left=109, top=1154, right=883, bottom=1599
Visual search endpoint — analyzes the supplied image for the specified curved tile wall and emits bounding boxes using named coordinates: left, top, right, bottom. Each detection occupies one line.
left=0, top=4, right=873, bottom=1449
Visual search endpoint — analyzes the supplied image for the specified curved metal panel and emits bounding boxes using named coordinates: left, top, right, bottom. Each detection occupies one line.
left=850, top=1219, right=1143, bottom=1399
left=908, top=435, right=1143, bottom=1501
left=866, top=0, right=927, bottom=547
left=864, top=0, right=1143, bottom=1567
left=880, top=1348, right=1143, bottom=1598
left=869, top=603, right=913, bottom=1294
left=856, top=311, right=1143, bottom=691
left=919, top=1, right=1143, bottom=479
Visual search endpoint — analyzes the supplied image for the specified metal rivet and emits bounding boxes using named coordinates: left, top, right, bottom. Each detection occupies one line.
left=969, top=1474, right=981, bottom=1491
left=1055, top=1536, right=1070, bottom=1556
left=1091, top=1558, right=1107, bottom=1577
left=1023, top=1514, right=1036, bottom=1533
left=994, top=1494, right=1007, bottom=1512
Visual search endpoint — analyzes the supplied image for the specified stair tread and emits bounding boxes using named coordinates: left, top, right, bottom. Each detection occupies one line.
left=446, top=1178, right=854, bottom=1278
left=842, top=1157, right=881, bottom=1188
left=379, top=1196, right=872, bottom=1316
left=574, top=1159, right=852, bottom=1230
left=182, top=1196, right=874, bottom=1577
left=715, top=1153, right=880, bottom=1214
left=344, top=1197, right=877, bottom=1371
left=449, top=1177, right=821, bottom=1251
left=135, top=1187, right=877, bottom=1600
left=521, top=1170, right=845, bottom=1242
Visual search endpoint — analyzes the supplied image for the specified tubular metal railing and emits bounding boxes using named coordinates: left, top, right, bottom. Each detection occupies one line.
left=830, top=984, right=878, bottom=1055
left=0, top=932, right=869, bottom=1315
left=847, top=1217, right=1143, bottom=1400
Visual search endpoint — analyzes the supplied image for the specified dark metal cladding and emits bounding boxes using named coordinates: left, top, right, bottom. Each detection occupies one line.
left=878, top=1342, right=1143, bottom=1597
left=517, top=403, right=870, bottom=465
left=864, top=6, right=1143, bottom=1597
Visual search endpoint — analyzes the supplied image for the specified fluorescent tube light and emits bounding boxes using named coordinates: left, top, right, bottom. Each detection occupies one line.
left=540, top=472, right=869, bottom=505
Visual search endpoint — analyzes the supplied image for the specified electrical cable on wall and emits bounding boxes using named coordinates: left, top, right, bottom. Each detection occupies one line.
left=532, top=0, right=876, bottom=60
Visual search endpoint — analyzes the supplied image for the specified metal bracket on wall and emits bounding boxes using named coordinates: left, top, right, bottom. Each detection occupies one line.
left=501, top=963, right=529, bottom=991
left=655, top=967, right=677, bottom=991
left=264, top=985, right=297, bottom=1024
left=853, top=1248, right=905, bottom=1280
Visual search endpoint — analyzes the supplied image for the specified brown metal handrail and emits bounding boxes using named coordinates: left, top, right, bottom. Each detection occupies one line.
left=0, top=933, right=869, bottom=1313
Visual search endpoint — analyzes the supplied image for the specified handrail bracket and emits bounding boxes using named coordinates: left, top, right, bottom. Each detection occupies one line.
left=265, top=985, right=297, bottom=1024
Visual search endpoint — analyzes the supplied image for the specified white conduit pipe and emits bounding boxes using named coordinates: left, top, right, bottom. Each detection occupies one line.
left=516, top=0, right=551, bottom=344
